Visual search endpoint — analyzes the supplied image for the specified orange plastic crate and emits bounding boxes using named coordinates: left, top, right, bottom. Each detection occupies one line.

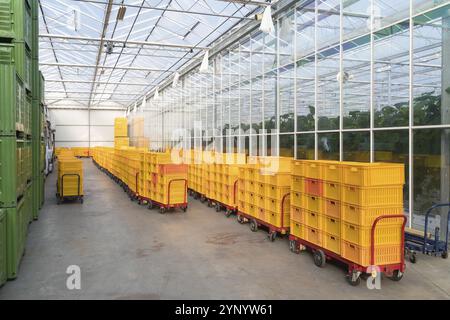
left=323, top=181, right=341, bottom=201
left=291, top=206, right=304, bottom=223
left=341, top=221, right=403, bottom=246
left=341, top=203, right=404, bottom=226
left=341, top=184, right=403, bottom=207
left=305, top=178, right=323, bottom=197
left=323, top=198, right=340, bottom=219
left=341, top=241, right=402, bottom=267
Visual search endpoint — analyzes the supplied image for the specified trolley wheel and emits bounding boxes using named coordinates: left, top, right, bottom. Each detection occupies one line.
left=225, top=209, right=232, bottom=218
left=160, top=207, right=167, bottom=214
left=215, top=204, right=221, bottom=212
left=250, top=219, right=258, bottom=232
left=289, top=240, right=299, bottom=253
left=268, top=231, right=277, bottom=242
left=80, top=197, right=84, bottom=204
left=200, top=196, right=206, bottom=203
left=389, top=270, right=404, bottom=282
left=442, top=251, right=448, bottom=259
left=409, top=253, right=417, bottom=264
left=237, top=215, right=245, bottom=224
left=207, top=200, right=213, bottom=208
left=182, top=206, right=188, bottom=212
left=346, top=271, right=361, bottom=286
left=138, top=199, right=142, bottom=205
left=148, top=201, right=154, bottom=210
left=313, top=249, right=326, bottom=268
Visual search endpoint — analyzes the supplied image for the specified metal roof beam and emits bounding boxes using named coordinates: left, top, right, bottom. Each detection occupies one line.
left=46, top=79, right=150, bottom=86
left=40, top=62, right=172, bottom=73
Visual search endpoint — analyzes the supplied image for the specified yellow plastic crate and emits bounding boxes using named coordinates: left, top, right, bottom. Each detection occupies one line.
left=114, top=117, right=128, bottom=137
left=238, top=200, right=247, bottom=212
left=321, top=161, right=342, bottom=183
left=263, top=172, right=291, bottom=187
left=341, top=221, right=403, bottom=246
left=291, top=175, right=305, bottom=193
left=323, top=181, right=341, bottom=201
left=265, top=197, right=290, bottom=215
left=304, top=210, right=323, bottom=229
left=292, top=160, right=304, bottom=177
left=255, top=182, right=265, bottom=195
left=341, top=241, right=402, bottom=267
left=245, top=180, right=256, bottom=192
left=302, top=194, right=322, bottom=213
left=291, top=220, right=304, bottom=238
left=323, top=215, right=340, bottom=237
left=256, top=195, right=265, bottom=208
left=341, top=185, right=403, bottom=207
left=245, top=192, right=256, bottom=205
left=248, top=204, right=257, bottom=216
left=291, top=191, right=302, bottom=208
left=341, top=203, right=404, bottom=226
left=301, top=161, right=324, bottom=180
left=257, top=207, right=266, bottom=221
left=342, top=162, right=405, bottom=187
left=323, top=233, right=341, bottom=255
left=265, top=185, right=290, bottom=200
left=265, top=210, right=290, bottom=229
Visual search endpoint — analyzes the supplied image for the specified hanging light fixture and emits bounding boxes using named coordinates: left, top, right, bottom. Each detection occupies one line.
left=141, top=96, right=147, bottom=111
left=154, top=87, right=160, bottom=100
left=133, top=102, right=137, bottom=113
left=173, top=72, right=180, bottom=87
left=259, top=3, right=274, bottom=34
left=117, top=5, right=127, bottom=21
left=199, top=50, right=209, bottom=73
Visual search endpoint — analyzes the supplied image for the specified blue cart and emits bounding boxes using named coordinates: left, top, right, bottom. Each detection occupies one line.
left=405, top=203, right=449, bottom=263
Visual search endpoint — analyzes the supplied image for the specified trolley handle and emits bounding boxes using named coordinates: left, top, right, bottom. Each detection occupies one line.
left=280, top=193, right=290, bottom=229
left=370, top=215, right=407, bottom=268
left=233, top=179, right=239, bottom=206
left=61, top=173, right=81, bottom=198
left=167, top=179, right=188, bottom=206
left=423, top=203, right=450, bottom=253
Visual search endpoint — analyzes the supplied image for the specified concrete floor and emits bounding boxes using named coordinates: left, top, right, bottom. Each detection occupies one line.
left=0, top=159, right=449, bottom=300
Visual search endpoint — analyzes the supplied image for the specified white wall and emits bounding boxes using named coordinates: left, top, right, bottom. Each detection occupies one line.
left=49, top=109, right=125, bottom=148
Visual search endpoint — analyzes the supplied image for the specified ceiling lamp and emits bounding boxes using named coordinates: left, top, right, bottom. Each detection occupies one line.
left=173, top=72, right=180, bottom=87
left=117, top=5, right=127, bottom=21
left=154, top=87, right=160, bottom=100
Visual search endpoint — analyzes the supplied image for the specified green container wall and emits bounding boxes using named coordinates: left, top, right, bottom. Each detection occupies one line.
left=0, top=136, right=17, bottom=207
left=0, top=63, right=15, bottom=136
left=14, top=42, right=31, bottom=90
left=0, top=0, right=33, bottom=49
left=5, top=196, right=29, bottom=279
left=39, top=71, right=45, bottom=104
left=25, top=94, right=31, bottom=135
left=24, top=181, right=32, bottom=224
left=0, top=209, right=6, bottom=286
left=0, top=43, right=13, bottom=64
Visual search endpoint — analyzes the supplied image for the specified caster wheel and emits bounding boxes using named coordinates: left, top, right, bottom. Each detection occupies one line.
left=268, top=232, right=277, bottom=242
left=250, top=219, right=258, bottom=232
left=194, top=193, right=199, bottom=200
left=346, top=272, right=361, bottom=286
left=442, top=251, right=448, bottom=259
left=389, top=270, right=404, bottom=282
left=182, top=206, right=188, bottom=212
left=237, top=215, right=245, bottom=224
left=207, top=200, right=213, bottom=208
left=215, top=204, right=221, bottom=212
left=313, top=249, right=326, bottom=268
left=289, top=240, right=299, bottom=253
left=160, top=207, right=167, bottom=214
left=409, top=253, right=417, bottom=264
left=148, top=201, right=154, bottom=210
left=225, top=209, right=232, bottom=218
left=200, top=196, right=206, bottom=203
left=80, top=198, right=84, bottom=204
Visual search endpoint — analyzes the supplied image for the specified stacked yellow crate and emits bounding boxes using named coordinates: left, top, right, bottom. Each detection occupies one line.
left=114, top=117, right=129, bottom=149
left=57, top=156, right=84, bottom=203
left=238, top=157, right=292, bottom=233
left=290, top=160, right=405, bottom=267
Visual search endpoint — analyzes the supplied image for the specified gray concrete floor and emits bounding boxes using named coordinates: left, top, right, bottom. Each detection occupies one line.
left=1, top=159, right=449, bottom=300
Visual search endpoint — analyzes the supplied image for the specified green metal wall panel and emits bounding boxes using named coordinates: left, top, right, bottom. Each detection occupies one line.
left=5, top=197, right=28, bottom=279
left=0, top=0, right=32, bottom=49
left=0, top=208, right=6, bottom=287
left=0, top=43, right=13, bottom=64
left=0, top=136, right=17, bottom=207
left=0, top=64, right=15, bottom=136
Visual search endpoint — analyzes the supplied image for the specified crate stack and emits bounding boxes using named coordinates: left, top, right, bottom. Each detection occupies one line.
left=114, top=118, right=129, bottom=149
left=0, top=0, right=42, bottom=285
left=57, top=155, right=84, bottom=204
left=237, top=157, right=292, bottom=233
left=290, top=160, right=405, bottom=267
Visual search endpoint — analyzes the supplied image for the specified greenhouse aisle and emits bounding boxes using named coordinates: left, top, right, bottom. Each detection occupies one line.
left=0, top=159, right=449, bottom=300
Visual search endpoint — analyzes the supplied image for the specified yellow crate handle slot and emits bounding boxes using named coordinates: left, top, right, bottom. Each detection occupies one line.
left=329, top=165, right=336, bottom=170
left=350, top=167, right=358, bottom=172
